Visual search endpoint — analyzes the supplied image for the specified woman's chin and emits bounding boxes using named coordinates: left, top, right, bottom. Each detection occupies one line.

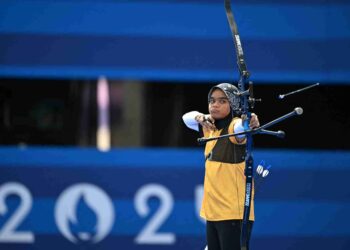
left=211, top=114, right=223, bottom=120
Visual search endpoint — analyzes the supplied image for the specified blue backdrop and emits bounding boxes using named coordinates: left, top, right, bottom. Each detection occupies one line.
left=0, top=0, right=349, bottom=82
left=0, top=147, right=349, bottom=249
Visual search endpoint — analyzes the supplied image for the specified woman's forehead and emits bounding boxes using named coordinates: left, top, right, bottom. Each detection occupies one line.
left=210, top=88, right=226, bottom=97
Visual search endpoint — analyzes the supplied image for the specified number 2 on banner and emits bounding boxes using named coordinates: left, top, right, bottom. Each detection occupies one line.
left=134, top=184, right=175, bottom=245
left=0, top=182, right=34, bottom=243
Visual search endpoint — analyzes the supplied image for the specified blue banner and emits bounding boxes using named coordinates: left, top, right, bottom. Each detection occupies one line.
left=0, top=0, right=349, bottom=82
left=0, top=147, right=350, bottom=249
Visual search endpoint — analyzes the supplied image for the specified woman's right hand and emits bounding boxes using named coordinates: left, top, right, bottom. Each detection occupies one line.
left=195, top=114, right=216, bottom=130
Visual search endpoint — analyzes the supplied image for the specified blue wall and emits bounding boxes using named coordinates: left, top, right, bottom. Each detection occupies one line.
left=1, top=0, right=349, bottom=82
left=0, top=147, right=349, bottom=249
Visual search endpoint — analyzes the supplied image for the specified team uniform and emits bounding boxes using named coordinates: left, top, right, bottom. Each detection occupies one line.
left=200, top=117, right=255, bottom=222
left=182, top=83, right=255, bottom=250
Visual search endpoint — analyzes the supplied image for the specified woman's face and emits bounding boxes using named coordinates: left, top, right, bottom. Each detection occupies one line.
left=208, top=89, right=231, bottom=120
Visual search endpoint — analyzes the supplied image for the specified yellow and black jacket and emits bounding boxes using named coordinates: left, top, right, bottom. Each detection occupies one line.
left=200, top=117, right=255, bottom=221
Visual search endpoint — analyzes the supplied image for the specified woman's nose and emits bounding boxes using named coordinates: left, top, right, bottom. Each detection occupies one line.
left=212, top=100, right=221, bottom=106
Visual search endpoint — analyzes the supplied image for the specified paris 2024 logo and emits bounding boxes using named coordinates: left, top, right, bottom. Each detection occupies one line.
left=54, top=183, right=115, bottom=243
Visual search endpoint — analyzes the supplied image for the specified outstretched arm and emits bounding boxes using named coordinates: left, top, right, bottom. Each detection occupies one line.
left=231, top=113, right=260, bottom=143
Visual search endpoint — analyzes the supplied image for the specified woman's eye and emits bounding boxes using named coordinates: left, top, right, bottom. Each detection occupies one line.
left=209, top=98, right=228, bottom=104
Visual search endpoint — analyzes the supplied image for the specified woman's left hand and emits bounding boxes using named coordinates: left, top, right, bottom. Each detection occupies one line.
left=249, top=113, right=260, bottom=129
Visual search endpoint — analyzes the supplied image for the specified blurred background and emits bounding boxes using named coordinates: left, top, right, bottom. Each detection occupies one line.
left=0, top=0, right=349, bottom=249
